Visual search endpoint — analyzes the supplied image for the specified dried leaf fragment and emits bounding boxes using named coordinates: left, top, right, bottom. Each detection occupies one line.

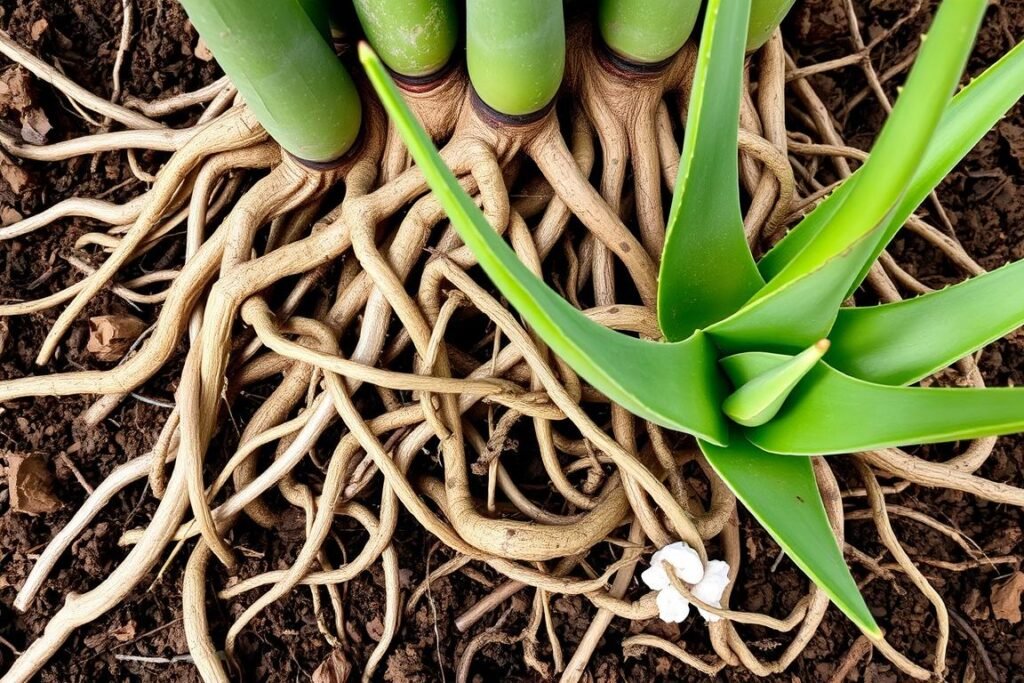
left=991, top=571, right=1024, bottom=623
left=194, top=36, right=214, bottom=62
left=312, top=650, right=352, bottom=683
left=29, top=19, right=48, bottom=41
left=87, top=314, right=148, bottom=361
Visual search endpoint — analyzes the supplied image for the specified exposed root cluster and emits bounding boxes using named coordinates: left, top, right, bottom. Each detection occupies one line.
left=1, top=8, right=1021, bottom=682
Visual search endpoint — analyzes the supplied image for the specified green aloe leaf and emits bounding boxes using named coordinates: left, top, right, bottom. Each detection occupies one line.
left=360, top=44, right=731, bottom=444
left=723, top=353, right=1024, bottom=455
left=710, top=0, right=988, bottom=353
left=723, top=340, right=830, bottom=427
left=829, top=259, right=1024, bottom=386
left=709, top=234, right=880, bottom=353
left=699, top=434, right=880, bottom=637
left=760, top=34, right=1024, bottom=284
left=658, top=0, right=763, bottom=342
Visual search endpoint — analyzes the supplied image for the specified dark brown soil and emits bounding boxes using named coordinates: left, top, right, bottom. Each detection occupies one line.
left=1, top=1, right=1022, bottom=681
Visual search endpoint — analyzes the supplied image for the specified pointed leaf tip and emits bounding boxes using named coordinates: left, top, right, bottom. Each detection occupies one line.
left=699, top=436, right=880, bottom=637
left=722, top=341, right=829, bottom=427
left=357, top=41, right=376, bottom=64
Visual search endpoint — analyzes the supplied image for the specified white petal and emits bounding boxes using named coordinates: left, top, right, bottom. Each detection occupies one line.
left=655, top=542, right=704, bottom=584
left=640, top=564, right=669, bottom=591
left=656, top=587, right=691, bottom=623
left=700, top=561, right=732, bottom=593
left=693, top=560, right=731, bottom=622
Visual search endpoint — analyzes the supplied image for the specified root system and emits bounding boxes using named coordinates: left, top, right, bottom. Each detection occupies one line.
left=0, top=7, right=1021, bottom=682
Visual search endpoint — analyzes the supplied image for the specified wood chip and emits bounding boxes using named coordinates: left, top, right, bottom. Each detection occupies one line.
left=1, top=205, right=22, bottom=225
left=5, top=452, right=61, bottom=516
left=111, top=620, right=138, bottom=643
left=0, top=66, right=51, bottom=145
left=29, top=19, right=48, bottom=41
left=365, top=616, right=384, bottom=642
left=87, top=314, right=148, bottom=361
left=194, top=37, right=214, bottom=62
left=0, top=151, right=30, bottom=194
left=0, top=68, right=34, bottom=113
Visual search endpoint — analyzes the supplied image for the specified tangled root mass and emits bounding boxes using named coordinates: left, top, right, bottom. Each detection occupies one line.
left=0, top=8, right=1020, bottom=682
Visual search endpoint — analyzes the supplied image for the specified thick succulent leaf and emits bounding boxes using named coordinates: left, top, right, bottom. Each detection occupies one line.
left=723, top=340, right=830, bottom=426
left=829, top=259, right=1024, bottom=386
left=722, top=352, right=1024, bottom=455
left=708, top=235, right=881, bottom=354
left=757, top=0, right=984, bottom=293
left=657, top=0, right=763, bottom=341
left=760, top=37, right=1024, bottom=282
left=699, top=434, right=880, bottom=637
left=710, top=0, right=988, bottom=353
left=360, top=45, right=731, bottom=444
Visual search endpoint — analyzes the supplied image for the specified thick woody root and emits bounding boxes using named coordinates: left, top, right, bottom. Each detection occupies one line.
left=0, top=19, right=1021, bottom=683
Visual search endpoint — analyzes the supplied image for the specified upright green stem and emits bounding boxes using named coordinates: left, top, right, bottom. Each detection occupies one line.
left=353, top=0, right=458, bottom=78
left=466, top=0, right=565, bottom=117
left=747, top=0, right=796, bottom=50
left=597, top=0, right=700, bottom=64
left=179, top=0, right=361, bottom=163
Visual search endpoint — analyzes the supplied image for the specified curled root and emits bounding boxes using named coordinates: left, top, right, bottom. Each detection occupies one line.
left=1, top=15, right=1020, bottom=683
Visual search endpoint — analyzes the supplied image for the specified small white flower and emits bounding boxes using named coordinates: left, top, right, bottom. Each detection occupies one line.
left=691, top=559, right=731, bottom=622
left=640, top=542, right=703, bottom=590
left=642, top=542, right=732, bottom=624
left=655, top=586, right=691, bottom=623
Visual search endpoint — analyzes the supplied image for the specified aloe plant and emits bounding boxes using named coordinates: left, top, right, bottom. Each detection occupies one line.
left=363, top=0, right=1024, bottom=638
left=177, top=0, right=361, bottom=162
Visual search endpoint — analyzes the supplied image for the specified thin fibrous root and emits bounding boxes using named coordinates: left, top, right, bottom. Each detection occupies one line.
left=0, top=29, right=162, bottom=130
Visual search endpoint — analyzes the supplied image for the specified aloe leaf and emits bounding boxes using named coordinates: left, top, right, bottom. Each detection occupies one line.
left=723, top=340, right=829, bottom=427
left=709, top=234, right=881, bottom=353
left=723, top=353, right=1024, bottom=455
left=598, top=0, right=701, bottom=65
left=353, top=0, right=459, bottom=78
left=360, top=45, right=731, bottom=444
left=711, top=0, right=988, bottom=353
left=759, top=0, right=985, bottom=291
left=657, top=0, right=763, bottom=342
left=467, top=0, right=565, bottom=117
left=699, top=434, right=880, bottom=637
left=760, top=37, right=1024, bottom=282
left=829, top=259, right=1024, bottom=386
